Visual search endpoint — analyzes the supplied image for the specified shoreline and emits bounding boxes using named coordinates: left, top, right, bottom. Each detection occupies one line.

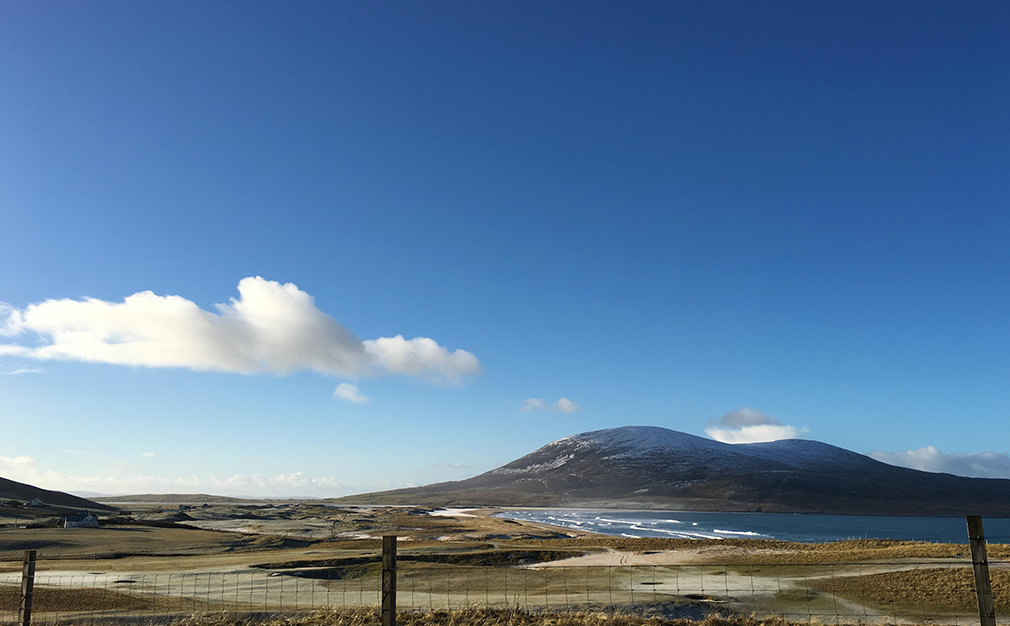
left=481, top=507, right=1005, bottom=544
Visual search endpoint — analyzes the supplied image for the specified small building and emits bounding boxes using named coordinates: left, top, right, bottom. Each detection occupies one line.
left=60, top=513, right=99, bottom=528
left=29, top=497, right=43, bottom=507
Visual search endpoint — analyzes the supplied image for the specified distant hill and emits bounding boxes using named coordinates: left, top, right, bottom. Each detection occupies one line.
left=0, top=477, right=115, bottom=511
left=336, top=426, right=1010, bottom=516
left=93, top=493, right=253, bottom=504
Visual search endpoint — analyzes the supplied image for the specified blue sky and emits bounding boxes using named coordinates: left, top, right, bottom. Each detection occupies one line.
left=1, top=1, right=1008, bottom=496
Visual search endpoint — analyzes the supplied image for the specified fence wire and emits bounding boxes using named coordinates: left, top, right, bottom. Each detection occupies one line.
left=0, top=560, right=1003, bottom=625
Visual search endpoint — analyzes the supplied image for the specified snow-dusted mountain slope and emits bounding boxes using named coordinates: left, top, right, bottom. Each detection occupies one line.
left=340, top=426, right=1010, bottom=516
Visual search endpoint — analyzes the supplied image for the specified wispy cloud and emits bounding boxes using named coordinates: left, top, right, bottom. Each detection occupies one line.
left=705, top=407, right=808, bottom=444
left=2, top=367, right=43, bottom=375
left=0, top=454, right=357, bottom=498
left=871, top=447, right=1010, bottom=479
left=520, top=397, right=580, bottom=414
left=141, top=452, right=156, bottom=458
left=520, top=398, right=545, bottom=412
left=0, top=277, right=482, bottom=391
left=554, top=398, right=580, bottom=414
left=333, top=382, right=369, bottom=404
left=432, top=462, right=475, bottom=470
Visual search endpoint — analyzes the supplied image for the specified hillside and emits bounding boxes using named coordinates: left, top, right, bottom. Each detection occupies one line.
left=93, top=493, right=253, bottom=504
left=0, top=477, right=115, bottom=511
left=336, top=426, right=1010, bottom=516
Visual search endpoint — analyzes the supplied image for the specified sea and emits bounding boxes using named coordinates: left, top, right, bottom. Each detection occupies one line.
left=494, top=509, right=1010, bottom=544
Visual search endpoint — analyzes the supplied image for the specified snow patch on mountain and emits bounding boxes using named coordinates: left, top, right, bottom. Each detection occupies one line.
left=571, top=426, right=727, bottom=453
left=488, top=426, right=884, bottom=481
left=490, top=453, right=576, bottom=476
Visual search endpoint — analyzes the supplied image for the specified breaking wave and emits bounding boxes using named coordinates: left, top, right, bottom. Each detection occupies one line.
left=492, top=509, right=1010, bottom=543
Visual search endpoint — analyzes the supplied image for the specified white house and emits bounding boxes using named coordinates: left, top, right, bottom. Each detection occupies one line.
left=61, top=513, right=98, bottom=528
left=29, top=497, right=43, bottom=507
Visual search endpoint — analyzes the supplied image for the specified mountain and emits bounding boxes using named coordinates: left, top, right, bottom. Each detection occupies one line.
left=0, top=477, right=115, bottom=511
left=338, top=426, right=1010, bottom=516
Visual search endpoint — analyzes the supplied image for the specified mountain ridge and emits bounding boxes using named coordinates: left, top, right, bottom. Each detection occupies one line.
left=92, top=493, right=264, bottom=504
left=336, top=426, right=1010, bottom=516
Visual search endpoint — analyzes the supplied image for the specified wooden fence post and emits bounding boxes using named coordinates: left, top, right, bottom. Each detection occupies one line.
left=967, top=515, right=996, bottom=626
left=19, top=549, right=36, bottom=626
left=382, top=536, right=397, bottom=626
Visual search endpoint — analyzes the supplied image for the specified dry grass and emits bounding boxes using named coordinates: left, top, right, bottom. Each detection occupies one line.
left=256, top=550, right=588, bottom=572
left=514, top=537, right=1010, bottom=564
left=153, top=608, right=796, bottom=626
left=816, top=566, right=1010, bottom=612
left=0, top=584, right=201, bottom=613
left=0, top=527, right=296, bottom=564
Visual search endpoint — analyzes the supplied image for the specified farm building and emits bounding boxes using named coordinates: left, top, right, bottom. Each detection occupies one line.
left=29, top=497, right=43, bottom=507
left=60, top=513, right=99, bottom=528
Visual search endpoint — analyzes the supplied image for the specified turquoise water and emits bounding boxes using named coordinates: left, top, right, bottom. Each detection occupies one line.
left=495, top=509, right=1010, bottom=543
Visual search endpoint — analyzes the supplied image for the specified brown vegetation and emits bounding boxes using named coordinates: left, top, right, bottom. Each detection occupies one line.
left=137, top=608, right=797, bottom=626
left=0, top=526, right=299, bottom=564
left=0, top=584, right=200, bottom=613
left=816, top=566, right=1010, bottom=612
left=515, top=537, right=1010, bottom=564
left=256, top=550, right=588, bottom=572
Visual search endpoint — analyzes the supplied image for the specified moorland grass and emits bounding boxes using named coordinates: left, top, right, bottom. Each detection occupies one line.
left=151, top=608, right=798, bottom=626
left=816, top=566, right=1010, bottom=612
left=513, top=537, right=1010, bottom=564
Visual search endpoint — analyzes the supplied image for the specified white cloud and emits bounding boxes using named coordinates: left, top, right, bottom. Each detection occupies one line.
left=333, top=382, right=369, bottom=404
left=363, top=335, right=481, bottom=385
left=0, top=303, right=24, bottom=336
left=712, top=407, right=774, bottom=428
left=520, top=398, right=545, bottom=412
left=554, top=397, right=580, bottom=413
left=705, top=406, right=808, bottom=444
left=870, top=447, right=1010, bottom=479
left=141, top=452, right=156, bottom=458
left=0, top=454, right=355, bottom=498
left=0, top=277, right=481, bottom=388
left=2, top=367, right=43, bottom=375
left=520, top=397, right=580, bottom=413
left=707, top=423, right=809, bottom=444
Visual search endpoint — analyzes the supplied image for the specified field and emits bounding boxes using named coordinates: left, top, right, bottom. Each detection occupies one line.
left=0, top=504, right=1004, bottom=624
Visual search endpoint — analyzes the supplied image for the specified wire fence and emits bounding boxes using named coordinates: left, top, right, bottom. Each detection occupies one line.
left=0, top=546, right=300, bottom=564
left=1, top=560, right=1003, bottom=625
left=3, top=538, right=1004, bottom=566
